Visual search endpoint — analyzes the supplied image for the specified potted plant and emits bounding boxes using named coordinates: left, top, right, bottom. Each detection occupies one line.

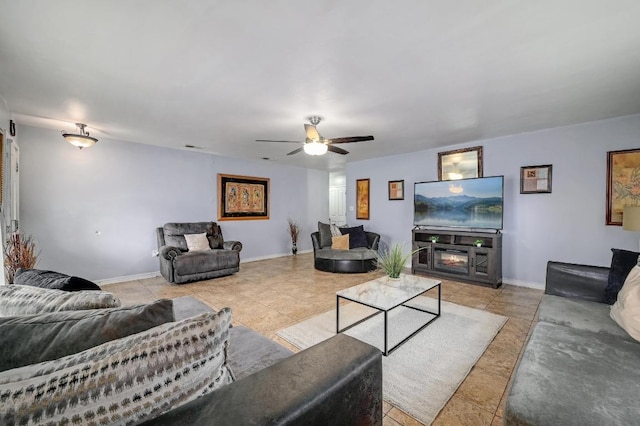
left=430, top=235, right=439, bottom=243
left=287, top=219, right=301, bottom=256
left=474, top=239, right=483, bottom=247
left=3, top=232, right=39, bottom=283
left=376, top=244, right=419, bottom=280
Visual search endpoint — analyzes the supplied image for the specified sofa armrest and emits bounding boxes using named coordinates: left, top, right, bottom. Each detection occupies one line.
left=366, top=232, right=380, bottom=251
left=223, top=240, right=242, bottom=252
left=311, top=232, right=322, bottom=251
left=546, top=261, right=610, bottom=303
left=144, top=334, right=382, bottom=426
left=159, top=245, right=182, bottom=260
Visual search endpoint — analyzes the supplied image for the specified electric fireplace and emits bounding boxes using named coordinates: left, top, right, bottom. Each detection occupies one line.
left=434, top=248, right=469, bottom=275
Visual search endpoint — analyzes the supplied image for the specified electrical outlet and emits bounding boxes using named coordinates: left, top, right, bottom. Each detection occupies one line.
left=151, top=250, right=159, bottom=257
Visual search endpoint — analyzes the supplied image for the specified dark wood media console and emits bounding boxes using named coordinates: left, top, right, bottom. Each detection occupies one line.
left=411, top=229, right=502, bottom=288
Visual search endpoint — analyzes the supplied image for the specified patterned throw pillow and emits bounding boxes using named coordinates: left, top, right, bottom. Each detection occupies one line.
left=0, top=308, right=234, bottom=426
left=329, top=224, right=343, bottom=237
left=0, top=285, right=120, bottom=316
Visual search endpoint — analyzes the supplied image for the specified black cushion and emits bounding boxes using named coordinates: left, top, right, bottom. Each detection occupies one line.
left=0, top=299, right=175, bottom=372
left=604, top=248, right=640, bottom=304
left=318, top=221, right=333, bottom=248
left=14, top=268, right=101, bottom=291
left=340, top=225, right=369, bottom=249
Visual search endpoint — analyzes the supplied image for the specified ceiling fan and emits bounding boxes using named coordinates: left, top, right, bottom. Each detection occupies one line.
left=256, top=116, right=374, bottom=156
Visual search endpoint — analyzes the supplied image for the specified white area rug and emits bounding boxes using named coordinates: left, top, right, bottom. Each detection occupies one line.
left=276, top=296, right=507, bottom=425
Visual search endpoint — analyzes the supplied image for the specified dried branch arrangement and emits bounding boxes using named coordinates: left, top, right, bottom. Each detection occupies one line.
left=287, top=219, right=301, bottom=244
left=4, top=233, right=39, bottom=283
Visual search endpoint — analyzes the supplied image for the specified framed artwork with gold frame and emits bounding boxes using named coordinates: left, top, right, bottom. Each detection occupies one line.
left=438, top=146, right=483, bottom=181
left=356, top=178, right=370, bottom=220
left=218, top=173, right=270, bottom=221
left=607, top=148, right=640, bottom=225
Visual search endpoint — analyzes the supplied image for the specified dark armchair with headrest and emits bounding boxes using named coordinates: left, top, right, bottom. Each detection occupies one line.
left=156, top=222, right=242, bottom=284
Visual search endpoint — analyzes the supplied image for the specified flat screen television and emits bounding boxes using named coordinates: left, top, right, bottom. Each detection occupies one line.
left=414, top=176, right=504, bottom=230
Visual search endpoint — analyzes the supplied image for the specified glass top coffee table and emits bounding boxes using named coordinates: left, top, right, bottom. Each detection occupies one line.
left=336, top=274, right=441, bottom=356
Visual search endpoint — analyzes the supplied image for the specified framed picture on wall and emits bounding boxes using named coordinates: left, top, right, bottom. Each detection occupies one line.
left=218, top=173, right=270, bottom=221
left=607, top=148, right=640, bottom=225
left=356, top=178, right=370, bottom=220
left=438, top=146, right=483, bottom=181
left=388, top=180, right=404, bottom=200
left=520, top=165, right=552, bottom=194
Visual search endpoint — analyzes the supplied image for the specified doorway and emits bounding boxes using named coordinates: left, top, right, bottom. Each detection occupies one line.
left=329, top=171, right=346, bottom=225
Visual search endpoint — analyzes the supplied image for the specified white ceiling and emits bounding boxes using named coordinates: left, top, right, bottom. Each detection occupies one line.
left=1, top=1, right=639, bottom=171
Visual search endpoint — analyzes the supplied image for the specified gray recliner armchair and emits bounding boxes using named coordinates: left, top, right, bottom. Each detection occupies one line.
left=156, top=222, right=242, bottom=284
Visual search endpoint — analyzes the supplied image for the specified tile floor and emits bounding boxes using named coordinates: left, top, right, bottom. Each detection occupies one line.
left=105, top=253, right=543, bottom=425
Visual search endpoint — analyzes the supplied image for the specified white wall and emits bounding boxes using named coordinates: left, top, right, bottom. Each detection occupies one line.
left=346, top=114, right=640, bottom=287
left=19, top=125, right=328, bottom=281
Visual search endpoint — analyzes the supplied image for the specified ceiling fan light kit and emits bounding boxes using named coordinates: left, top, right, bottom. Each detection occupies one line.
left=303, top=141, right=328, bottom=156
left=62, top=123, right=98, bottom=149
left=256, top=116, right=374, bottom=157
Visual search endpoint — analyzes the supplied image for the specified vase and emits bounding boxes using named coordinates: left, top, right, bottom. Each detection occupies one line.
left=292, top=243, right=297, bottom=256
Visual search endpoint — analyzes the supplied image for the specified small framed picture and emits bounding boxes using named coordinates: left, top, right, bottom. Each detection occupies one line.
left=388, top=180, right=404, bottom=200
left=520, top=165, right=552, bottom=194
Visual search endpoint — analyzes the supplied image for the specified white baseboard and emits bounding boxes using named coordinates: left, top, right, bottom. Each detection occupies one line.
left=97, top=251, right=313, bottom=285
left=502, top=278, right=544, bottom=290
left=241, top=249, right=313, bottom=263
left=97, top=271, right=161, bottom=286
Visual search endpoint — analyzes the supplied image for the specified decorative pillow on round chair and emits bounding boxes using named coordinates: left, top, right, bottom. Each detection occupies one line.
left=340, top=225, right=369, bottom=249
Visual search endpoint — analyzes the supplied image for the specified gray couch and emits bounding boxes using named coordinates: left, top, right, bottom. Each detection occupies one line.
left=149, top=296, right=383, bottom=425
left=156, top=222, right=242, bottom=284
left=311, top=231, right=380, bottom=273
left=0, top=295, right=383, bottom=425
left=504, top=261, right=640, bottom=425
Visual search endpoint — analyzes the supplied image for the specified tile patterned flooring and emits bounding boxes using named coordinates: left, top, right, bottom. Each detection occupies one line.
left=105, top=253, right=543, bottom=425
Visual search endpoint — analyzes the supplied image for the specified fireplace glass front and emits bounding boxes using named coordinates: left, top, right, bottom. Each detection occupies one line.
left=434, top=248, right=469, bottom=275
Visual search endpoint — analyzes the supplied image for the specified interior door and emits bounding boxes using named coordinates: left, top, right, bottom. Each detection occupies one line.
left=329, top=185, right=346, bottom=225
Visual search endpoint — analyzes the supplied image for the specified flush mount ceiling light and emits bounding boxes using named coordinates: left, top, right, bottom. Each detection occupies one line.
left=303, top=140, right=328, bottom=156
left=62, top=123, right=98, bottom=149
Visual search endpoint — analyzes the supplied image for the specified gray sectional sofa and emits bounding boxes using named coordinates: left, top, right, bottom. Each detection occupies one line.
left=149, top=297, right=383, bottom=425
left=504, top=261, right=640, bottom=425
left=0, top=290, right=382, bottom=425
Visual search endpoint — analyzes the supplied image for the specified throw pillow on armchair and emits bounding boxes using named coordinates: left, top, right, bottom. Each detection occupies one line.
left=340, top=225, right=369, bottom=249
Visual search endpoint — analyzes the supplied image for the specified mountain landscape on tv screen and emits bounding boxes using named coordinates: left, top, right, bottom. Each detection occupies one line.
left=414, top=194, right=503, bottom=213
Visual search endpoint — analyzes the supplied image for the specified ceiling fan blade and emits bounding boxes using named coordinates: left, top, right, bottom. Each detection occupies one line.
left=327, top=135, right=374, bottom=144
left=255, top=139, right=302, bottom=143
left=327, top=145, right=349, bottom=155
left=304, top=124, right=321, bottom=141
left=286, top=147, right=304, bottom=156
